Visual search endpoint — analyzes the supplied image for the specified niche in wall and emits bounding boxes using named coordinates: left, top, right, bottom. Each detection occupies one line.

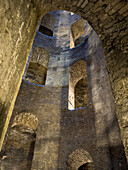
left=1, top=113, right=38, bottom=170
left=71, top=19, right=86, bottom=47
left=67, top=149, right=94, bottom=170
left=68, top=60, right=89, bottom=110
left=25, top=47, right=50, bottom=85
left=75, top=78, right=89, bottom=108
left=39, top=13, right=55, bottom=37
left=39, top=25, right=53, bottom=37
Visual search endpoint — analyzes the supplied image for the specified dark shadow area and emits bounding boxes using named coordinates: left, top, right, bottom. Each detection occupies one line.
left=0, top=99, right=8, bottom=140
left=26, top=62, right=47, bottom=85
left=39, top=25, right=53, bottom=37
left=75, top=78, right=89, bottom=108
left=26, top=133, right=36, bottom=170
left=78, top=163, right=94, bottom=170
left=0, top=124, right=37, bottom=170
left=75, top=37, right=85, bottom=47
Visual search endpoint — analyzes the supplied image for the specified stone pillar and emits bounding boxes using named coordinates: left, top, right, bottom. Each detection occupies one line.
left=53, top=10, right=71, bottom=50
left=46, top=11, right=72, bottom=87
left=32, top=11, right=71, bottom=169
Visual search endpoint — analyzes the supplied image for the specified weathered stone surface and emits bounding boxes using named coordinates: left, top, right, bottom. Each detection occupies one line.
left=2, top=16, right=127, bottom=168
left=26, top=62, right=47, bottom=85
left=67, top=149, right=94, bottom=170
left=3, top=78, right=127, bottom=169
left=0, top=0, right=40, bottom=150
left=75, top=78, right=89, bottom=108
left=0, top=0, right=127, bottom=168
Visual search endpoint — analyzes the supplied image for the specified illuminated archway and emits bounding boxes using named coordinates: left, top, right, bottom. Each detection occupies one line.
left=68, top=60, right=88, bottom=110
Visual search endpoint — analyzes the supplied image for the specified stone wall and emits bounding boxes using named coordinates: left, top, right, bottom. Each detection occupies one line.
left=1, top=15, right=127, bottom=169
left=2, top=77, right=127, bottom=169
left=106, top=50, right=128, bottom=160
left=0, top=0, right=128, bottom=163
left=0, top=0, right=40, bottom=151
left=25, top=47, right=49, bottom=85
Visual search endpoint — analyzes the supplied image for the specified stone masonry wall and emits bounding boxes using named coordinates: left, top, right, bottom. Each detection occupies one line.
left=2, top=78, right=127, bottom=169
left=0, top=0, right=127, bottom=163
left=0, top=0, right=40, bottom=150
left=2, top=19, right=127, bottom=169
left=25, top=47, right=49, bottom=84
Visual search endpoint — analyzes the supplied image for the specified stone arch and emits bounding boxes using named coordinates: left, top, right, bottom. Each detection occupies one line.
left=67, top=149, right=94, bottom=170
left=71, top=18, right=86, bottom=47
left=39, top=13, right=55, bottom=36
left=68, top=60, right=88, bottom=110
left=12, top=112, right=38, bottom=131
left=25, top=46, right=50, bottom=85
left=2, top=112, right=38, bottom=170
left=69, top=60, right=87, bottom=86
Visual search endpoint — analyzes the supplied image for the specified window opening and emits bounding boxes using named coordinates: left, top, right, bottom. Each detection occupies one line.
left=39, top=25, right=53, bottom=37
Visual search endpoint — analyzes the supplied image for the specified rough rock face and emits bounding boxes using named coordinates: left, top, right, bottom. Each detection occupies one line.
left=0, top=0, right=128, bottom=167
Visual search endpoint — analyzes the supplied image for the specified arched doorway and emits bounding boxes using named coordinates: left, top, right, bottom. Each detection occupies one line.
left=68, top=60, right=89, bottom=110
left=67, top=149, right=94, bottom=170
left=1, top=113, right=38, bottom=170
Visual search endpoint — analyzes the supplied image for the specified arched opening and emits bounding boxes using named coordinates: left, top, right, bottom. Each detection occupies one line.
left=26, top=62, right=47, bottom=85
left=2, top=113, right=38, bottom=170
left=71, top=18, right=92, bottom=47
left=38, top=13, right=54, bottom=36
left=68, top=60, right=89, bottom=110
left=25, top=47, right=50, bottom=85
left=67, top=149, right=94, bottom=170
